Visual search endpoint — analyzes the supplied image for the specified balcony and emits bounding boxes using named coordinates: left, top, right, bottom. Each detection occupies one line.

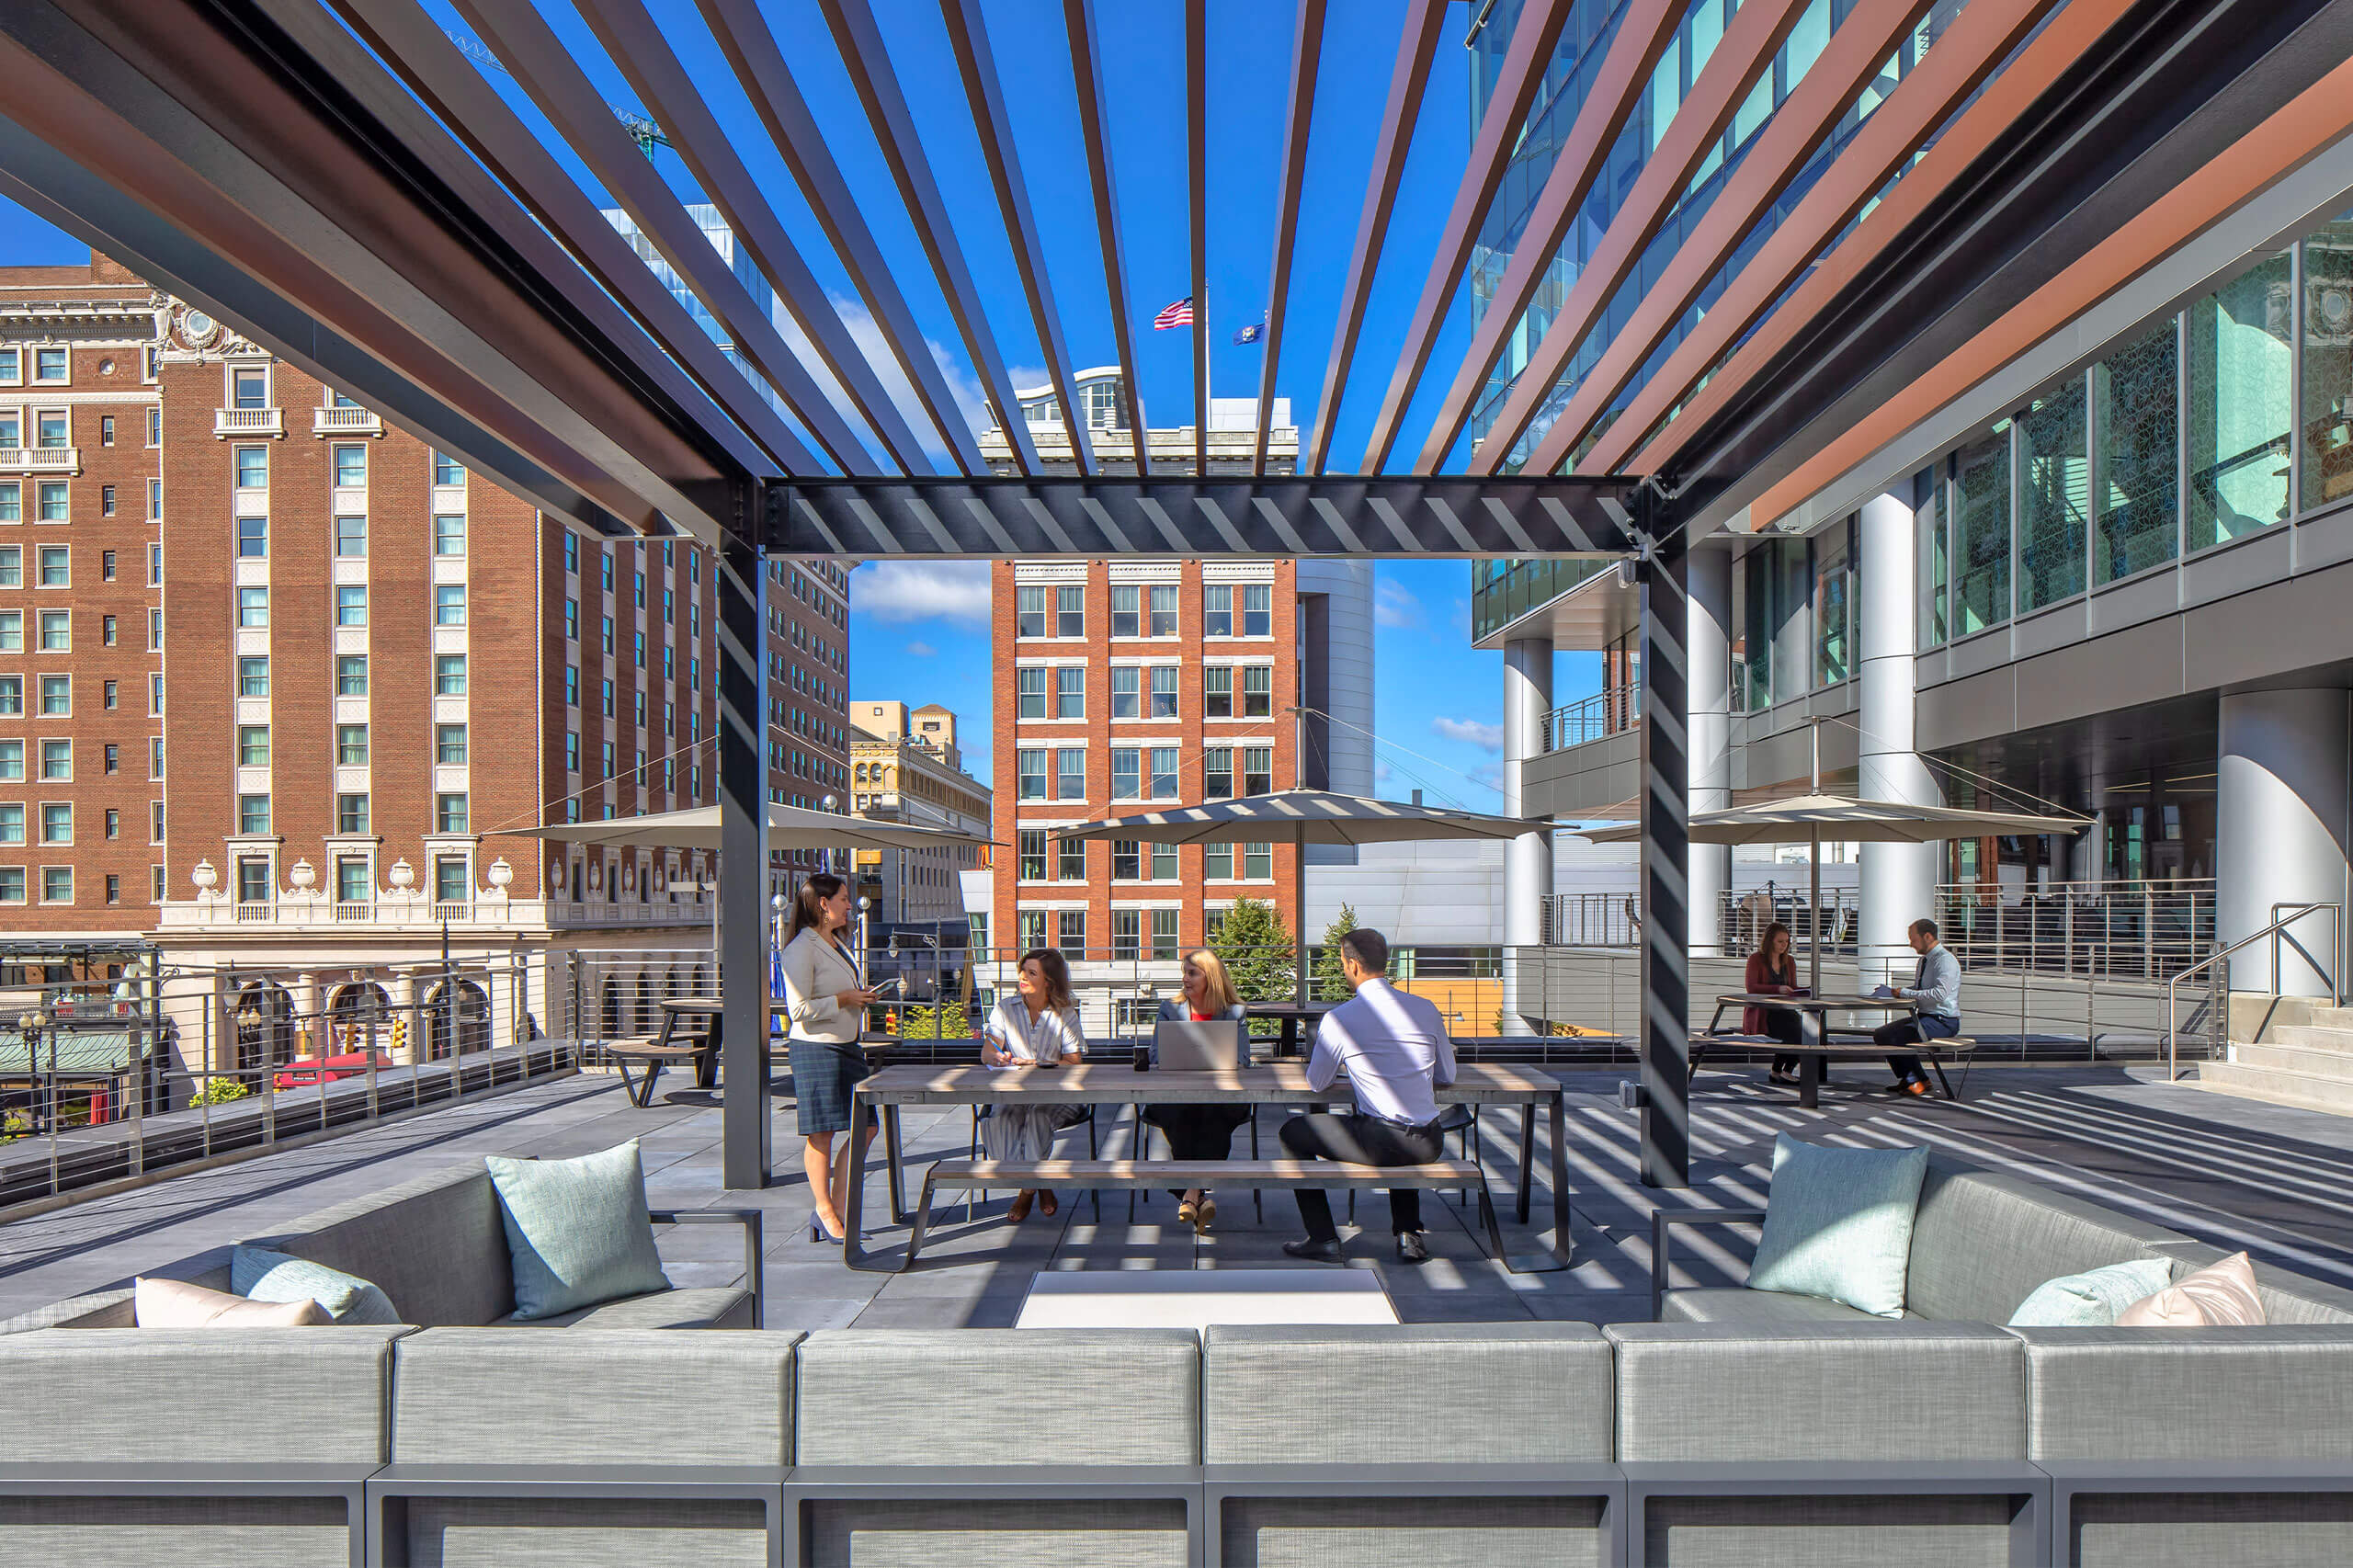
left=1541, top=684, right=1641, bottom=753
left=212, top=406, right=283, bottom=438
left=313, top=404, right=383, bottom=436
left=0, top=445, right=78, bottom=475
left=155, top=892, right=716, bottom=932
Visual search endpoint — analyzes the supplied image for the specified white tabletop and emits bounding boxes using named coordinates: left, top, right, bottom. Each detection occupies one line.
left=1014, top=1267, right=1399, bottom=1331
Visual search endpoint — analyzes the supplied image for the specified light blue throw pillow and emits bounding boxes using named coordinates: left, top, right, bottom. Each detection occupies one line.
left=2007, top=1257, right=2174, bottom=1327
left=1745, top=1135, right=1931, bottom=1318
left=232, top=1245, right=403, bottom=1324
left=484, top=1141, right=670, bottom=1321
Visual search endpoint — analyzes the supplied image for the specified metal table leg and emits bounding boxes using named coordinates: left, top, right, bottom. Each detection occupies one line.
left=883, top=1103, right=909, bottom=1224
left=1799, top=1051, right=1823, bottom=1111
left=842, top=1090, right=879, bottom=1271
left=1516, top=1100, right=1536, bottom=1226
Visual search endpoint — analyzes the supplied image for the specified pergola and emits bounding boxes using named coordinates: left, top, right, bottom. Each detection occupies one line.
left=6, top=0, right=2344, bottom=1188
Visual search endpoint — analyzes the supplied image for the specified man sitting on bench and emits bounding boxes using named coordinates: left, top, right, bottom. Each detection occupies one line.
left=1874, top=917, right=1962, bottom=1098
left=1280, top=928, right=1454, bottom=1267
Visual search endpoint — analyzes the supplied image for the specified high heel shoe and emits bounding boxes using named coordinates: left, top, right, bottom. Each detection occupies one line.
left=809, top=1215, right=845, bottom=1244
left=1039, top=1190, right=1059, bottom=1218
left=1007, top=1190, right=1035, bottom=1222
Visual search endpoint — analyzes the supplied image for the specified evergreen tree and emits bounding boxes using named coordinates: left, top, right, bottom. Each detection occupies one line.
left=1312, top=903, right=1359, bottom=1001
left=1211, top=897, right=1296, bottom=1002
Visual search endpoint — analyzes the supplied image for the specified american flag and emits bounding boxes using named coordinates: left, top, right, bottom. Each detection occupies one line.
left=1153, top=296, right=1195, bottom=330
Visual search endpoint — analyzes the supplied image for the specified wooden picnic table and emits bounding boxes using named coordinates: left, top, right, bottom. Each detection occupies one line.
left=1705, top=993, right=1929, bottom=1109
left=841, top=1060, right=1574, bottom=1273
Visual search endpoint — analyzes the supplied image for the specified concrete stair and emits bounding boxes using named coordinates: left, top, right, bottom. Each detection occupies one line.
left=2196, top=1011, right=2353, bottom=1114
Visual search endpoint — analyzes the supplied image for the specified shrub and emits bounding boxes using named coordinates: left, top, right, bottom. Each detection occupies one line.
left=189, top=1077, right=251, bottom=1107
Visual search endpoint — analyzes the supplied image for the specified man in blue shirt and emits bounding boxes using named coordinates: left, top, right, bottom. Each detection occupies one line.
left=1873, top=918, right=1961, bottom=1096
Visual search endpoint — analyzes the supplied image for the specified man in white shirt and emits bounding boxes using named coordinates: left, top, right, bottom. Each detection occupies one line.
left=1279, top=928, right=1456, bottom=1265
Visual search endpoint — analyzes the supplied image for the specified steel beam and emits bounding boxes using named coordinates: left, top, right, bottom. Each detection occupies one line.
left=938, top=0, right=1097, bottom=474
left=1636, top=499, right=1689, bottom=1188
left=1303, top=0, right=1445, bottom=473
left=770, top=475, right=1641, bottom=560
left=816, top=0, right=1040, bottom=474
left=1063, top=0, right=1153, bottom=473
left=1254, top=0, right=1327, bottom=478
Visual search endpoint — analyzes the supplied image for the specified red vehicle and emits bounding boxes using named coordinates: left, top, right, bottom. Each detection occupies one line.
left=273, top=1051, right=393, bottom=1090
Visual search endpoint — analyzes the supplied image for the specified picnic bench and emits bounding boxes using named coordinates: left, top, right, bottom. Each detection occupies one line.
left=605, top=1032, right=716, bottom=1108
left=1689, top=1031, right=1976, bottom=1108
left=908, top=1157, right=1496, bottom=1267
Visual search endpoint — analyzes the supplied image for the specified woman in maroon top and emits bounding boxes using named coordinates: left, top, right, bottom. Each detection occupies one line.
left=1744, top=921, right=1809, bottom=1085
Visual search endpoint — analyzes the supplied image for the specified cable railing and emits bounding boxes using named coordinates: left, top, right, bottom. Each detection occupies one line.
left=1540, top=685, right=1641, bottom=752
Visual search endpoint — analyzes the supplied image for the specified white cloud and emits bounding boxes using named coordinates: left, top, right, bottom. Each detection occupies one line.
left=1374, top=579, right=1423, bottom=629
left=906, top=641, right=937, bottom=657
left=1373, top=759, right=1394, bottom=785
left=852, top=559, right=991, bottom=625
left=1432, top=716, right=1505, bottom=752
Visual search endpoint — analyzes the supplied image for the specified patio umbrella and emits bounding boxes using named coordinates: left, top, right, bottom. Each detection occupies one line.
left=1049, top=790, right=1555, bottom=1006
left=1579, top=727, right=2086, bottom=988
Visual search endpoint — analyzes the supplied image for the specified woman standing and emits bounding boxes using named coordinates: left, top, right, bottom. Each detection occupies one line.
left=1142, top=949, right=1250, bottom=1233
left=980, top=949, right=1087, bottom=1221
left=1743, top=921, right=1810, bottom=1085
left=779, top=874, right=878, bottom=1243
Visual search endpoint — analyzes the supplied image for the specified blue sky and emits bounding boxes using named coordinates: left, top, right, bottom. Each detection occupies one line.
left=0, top=0, right=1605, bottom=796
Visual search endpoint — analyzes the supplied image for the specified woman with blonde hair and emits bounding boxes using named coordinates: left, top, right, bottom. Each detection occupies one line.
left=980, top=948, right=1087, bottom=1221
left=1143, top=949, right=1251, bottom=1233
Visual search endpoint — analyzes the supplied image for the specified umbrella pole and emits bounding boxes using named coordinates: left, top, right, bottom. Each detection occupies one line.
left=1808, top=719, right=1824, bottom=993
left=1293, top=824, right=1308, bottom=1008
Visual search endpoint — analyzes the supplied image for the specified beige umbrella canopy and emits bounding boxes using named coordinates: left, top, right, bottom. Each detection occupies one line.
left=1051, top=790, right=1555, bottom=1004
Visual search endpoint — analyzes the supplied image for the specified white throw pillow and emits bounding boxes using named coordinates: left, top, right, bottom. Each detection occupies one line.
left=135, top=1277, right=324, bottom=1327
left=2116, top=1252, right=2267, bottom=1326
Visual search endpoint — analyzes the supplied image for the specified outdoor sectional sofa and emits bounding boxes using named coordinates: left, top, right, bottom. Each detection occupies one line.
left=0, top=1157, right=2346, bottom=1565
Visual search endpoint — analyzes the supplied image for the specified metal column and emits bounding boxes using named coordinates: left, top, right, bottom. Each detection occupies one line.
left=1638, top=500, right=1690, bottom=1187
left=1687, top=546, right=1733, bottom=956
left=1500, top=635, right=1553, bottom=1035
left=716, top=481, right=773, bottom=1189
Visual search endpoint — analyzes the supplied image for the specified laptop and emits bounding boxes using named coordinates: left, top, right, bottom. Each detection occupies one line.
left=1153, top=1019, right=1245, bottom=1071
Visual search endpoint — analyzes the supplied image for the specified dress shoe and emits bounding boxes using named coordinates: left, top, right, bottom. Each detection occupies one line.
left=1396, top=1231, right=1430, bottom=1264
left=1176, top=1195, right=1199, bottom=1228
left=1194, top=1194, right=1216, bottom=1232
left=1282, top=1238, right=1343, bottom=1263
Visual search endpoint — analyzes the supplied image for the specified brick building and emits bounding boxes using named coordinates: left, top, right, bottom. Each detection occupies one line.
left=0, top=252, right=848, bottom=1044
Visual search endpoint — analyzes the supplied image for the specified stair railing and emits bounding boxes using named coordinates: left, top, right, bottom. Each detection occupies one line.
left=2167, top=902, right=2342, bottom=1081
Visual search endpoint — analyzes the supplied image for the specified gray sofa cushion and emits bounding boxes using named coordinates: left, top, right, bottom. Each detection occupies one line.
left=796, top=1329, right=1199, bottom=1466
left=392, top=1327, right=799, bottom=1465
left=1203, top=1324, right=1609, bottom=1464
left=493, top=1285, right=752, bottom=1330
left=1608, top=1321, right=2026, bottom=1461
left=244, top=1162, right=514, bottom=1325
left=0, top=1325, right=404, bottom=1463
left=1659, top=1288, right=1901, bottom=1324
left=2151, top=1243, right=2353, bottom=1324
left=2016, top=1324, right=2353, bottom=1460
left=1904, top=1162, right=2190, bottom=1323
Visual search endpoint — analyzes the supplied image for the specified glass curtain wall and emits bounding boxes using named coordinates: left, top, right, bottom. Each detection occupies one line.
left=2188, top=251, right=2291, bottom=547
left=2094, top=319, right=2178, bottom=582
left=1731, top=535, right=1823, bottom=712
left=2302, top=214, right=2353, bottom=510
left=2017, top=387, right=2086, bottom=610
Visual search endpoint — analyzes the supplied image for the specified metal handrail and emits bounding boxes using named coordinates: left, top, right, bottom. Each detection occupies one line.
left=2165, top=901, right=2341, bottom=1080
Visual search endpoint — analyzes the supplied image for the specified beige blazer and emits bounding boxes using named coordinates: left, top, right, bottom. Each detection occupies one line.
left=779, top=926, right=864, bottom=1044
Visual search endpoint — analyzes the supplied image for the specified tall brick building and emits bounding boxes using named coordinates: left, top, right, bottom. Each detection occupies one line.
left=0, top=253, right=847, bottom=1036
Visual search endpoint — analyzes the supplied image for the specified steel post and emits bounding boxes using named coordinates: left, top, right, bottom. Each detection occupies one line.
left=1638, top=501, right=1690, bottom=1188
left=716, top=478, right=773, bottom=1188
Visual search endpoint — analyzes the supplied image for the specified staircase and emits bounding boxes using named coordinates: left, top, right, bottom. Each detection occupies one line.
left=2197, top=1003, right=2353, bottom=1114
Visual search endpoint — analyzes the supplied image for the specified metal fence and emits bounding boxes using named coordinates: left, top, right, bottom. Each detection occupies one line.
left=1540, top=684, right=1641, bottom=752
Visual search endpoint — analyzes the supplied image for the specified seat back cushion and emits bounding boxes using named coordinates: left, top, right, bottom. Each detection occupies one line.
left=2018, top=1325, right=2353, bottom=1460
left=244, top=1163, right=514, bottom=1325
left=1745, top=1135, right=1928, bottom=1317
left=1904, top=1162, right=2190, bottom=1323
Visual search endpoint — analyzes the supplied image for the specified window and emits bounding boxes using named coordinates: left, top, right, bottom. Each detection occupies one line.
left=433, top=858, right=468, bottom=903
left=336, top=793, right=369, bottom=835
left=2302, top=216, right=2353, bottom=511
left=234, top=516, right=267, bottom=558
left=335, top=585, right=367, bottom=626
left=436, top=723, right=468, bottom=764
left=235, top=858, right=269, bottom=902
left=564, top=732, right=580, bottom=771
left=0, top=612, right=16, bottom=651
left=437, top=793, right=469, bottom=834
left=335, top=724, right=368, bottom=766
left=1055, top=585, right=1084, bottom=637
left=0, top=485, right=15, bottom=523
left=105, top=808, right=119, bottom=838
left=0, top=805, right=18, bottom=843
left=1151, top=908, right=1179, bottom=960
left=101, top=619, right=117, bottom=651
left=601, top=677, right=614, bottom=717
left=2188, top=249, right=2291, bottom=549
left=1952, top=423, right=2012, bottom=634
left=100, top=549, right=115, bottom=582
left=1244, top=842, right=1273, bottom=880
left=2017, top=382, right=2087, bottom=611
left=1111, top=840, right=1141, bottom=880
left=1206, top=842, right=1233, bottom=880
left=41, top=868, right=70, bottom=904
left=35, top=413, right=66, bottom=449
left=331, top=443, right=367, bottom=487
left=1244, top=747, right=1274, bottom=796
left=1204, top=666, right=1233, bottom=718
left=237, top=794, right=270, bottom=835
left=34, top=347, right=66, bottom=382
left=1148, top=585, right=1178, bottom=637
left=563, top=598, right=577, bottom=640
left=237, top=587, right=268, bottom=627
left=1110, top=584, right=1139, bottom=637
left=1111, top=747, right=1141, bottom=800
left=38, top=482, right=65, bottom=520
left=1112, top=908, right=1142, bottom=960
left=231, top=368, right=267, bottom=408
left=147, top=478, right=162, bottom=518
left=1055, top=747, right=1086, bottom=801
left=1205, top=746, right=1233, bottom=798
left=1142, top=747, right=1175, bottom=799
left=564, top=665, right=578, bottom=707
left=434, top=513, right=465, bottom=556
left=563, top=532, right=578, bottom=574
left=600, top=554, right=614, bottom=593
left=600, top=615, right=613, bottom=652
left=334, top=515, right=366, bottom=556
left=433, top=450, right=464, bottom=486
left=0, top=740, right=18, bottom=778
left=1150, top=665, right=1178, bottom=719
left=237, top=725, right=270, bottom=767
left=1055, top=910, right=1086, bottom=956
left=1245, top=665, right=1276, bottom=717
left=2094, top=319, right=2180, bottom=584
left=1109, top=666, right=1138, bottom=718
left=1017, top=749, right=1047, bottom=801
left=336, top=654, right=368, bottom=695
left=1056, top=835, right=1086, bottom=881
left=37, top=611, right=67, bottom=652
left=146, top=406, right=159, bottom=446
left=336, top=858, right=369, bottom=903
left=149, top=673, right=164, bottom=713
left=1242, top=584, right=1272, bottom=636
left=40, top=803, right=70, bottom=844
left=633, top=631, right=645, bottom=667
left=0, top=347, right=14, bottom=383
left=35, top=546, right=65, bottom=586
left=1153, top=842, right=1178, bottom=881
left=1204, top=585, right=1233, bottom=637
left=433, top=653, right=462, bottom=694
left=0, top=547, right=14, bottom=586
left=1017, top=909, right=1046, bottom=949
left=149, top=738, right=163, bottom=778
left=39, top=675, right=67, bottom=715
left=100, top=483, right=116, bottom=517
left=632, top=572, right=645, bottom=609
left=1017, top=829, right=1047, bottom=881
left=99, top=415, right=115, bottom=447
left=103, top=677, right=116, bottom=707
left=0, top=677, right=16, bottom=715
left=1055, top=665, right=1085, bottom=719
left=233, top=445, right=267, bottom=488
left=148, top=544, right=162, bottom=585
left=0, top=868, right=20, bottom=903
left=434, top=585, right=467, bottom=626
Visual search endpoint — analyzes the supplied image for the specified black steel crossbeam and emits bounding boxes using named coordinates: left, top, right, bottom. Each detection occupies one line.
left=767, top=476, right=1643, bottom=560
